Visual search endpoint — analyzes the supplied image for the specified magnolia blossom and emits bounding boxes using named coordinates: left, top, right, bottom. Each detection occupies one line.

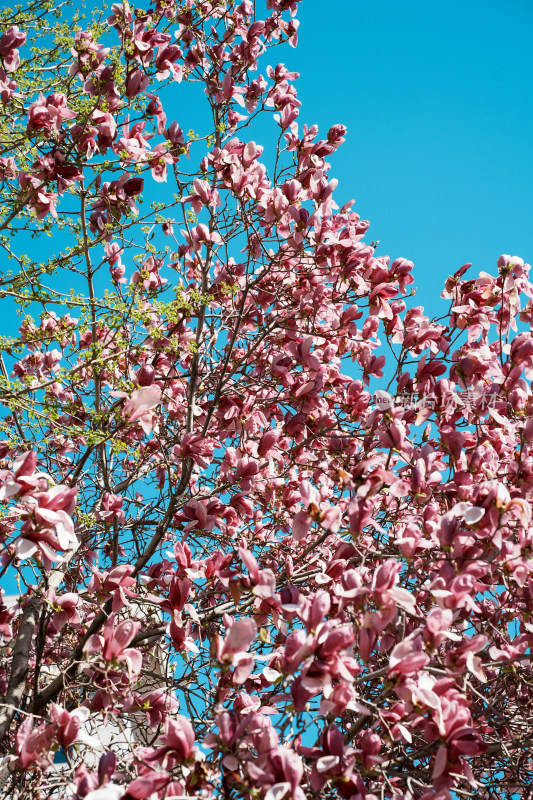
left=109, top=385, right=162, bottom=434
left=85, top=614, right=142, bottom=677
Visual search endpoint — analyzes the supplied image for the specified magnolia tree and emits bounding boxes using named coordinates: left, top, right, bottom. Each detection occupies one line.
left=0, top=1, right=532, bottom=799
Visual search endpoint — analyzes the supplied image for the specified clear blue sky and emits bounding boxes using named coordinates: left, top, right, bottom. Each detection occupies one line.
left=290, top=0, right=533, bottom=311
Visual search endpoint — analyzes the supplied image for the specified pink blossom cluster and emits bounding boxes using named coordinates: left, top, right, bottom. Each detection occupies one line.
left=0, top=1, right=532, bottom=799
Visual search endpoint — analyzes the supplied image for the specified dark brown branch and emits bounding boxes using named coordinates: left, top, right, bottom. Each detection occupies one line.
left=0, top=596, right=40, bottom=740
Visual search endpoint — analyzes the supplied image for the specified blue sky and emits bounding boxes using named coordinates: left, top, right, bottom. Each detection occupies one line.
left=290, top=0, right=533, bottom=312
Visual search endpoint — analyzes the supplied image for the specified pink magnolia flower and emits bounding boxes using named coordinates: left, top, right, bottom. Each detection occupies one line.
left=161, top=716, right=195, bottom=759
left=175, top=432, right=214, bottom=468
left=125, top=68, right=150, bottom=97
left=143, top=716, right=195, bottom=767
left=26, top=93, right=75, bottom=135
left=134, top=688, right=179, bottom=729
left=105, top=242, right=125, bottom=283
left=146, top=93, right=167, bottom=133
left=125, top=771, right=170, bottom=799
left=92, top=109, right=117, bottom=149
left=0, top=68, right=18, bottom=103
left=248, top=746, right=305, bottom=800
left=149, top=143, right=174, bottom=182
left=155, top=44, right=182, bottom=81
left=181, top=177, right=221, bottom=213
left=136, top=364, right=155, bottom=386
left=182, top=223, right=223, bottom=253
left=88, top=564, right=137, bottom=613
left=85, top=613, right=142, bottom=676
left=49, top=703, right=89, bottom=748
left=219, top=618, right=257, bottom=684
left=15, top=715, right=54, bottom=770
left=97, top=492, right=126, bottom=525
left=389, top=630, right=429, bottom=675
left=0, top=26, right=26, bottom=72
left=6, top=479, right=78, bottom=567
left=110, top=385, right=162, bottom=434
left=425, top=607, right=455, bottom=648
left=46, top=590, right=81, bottom=630
left=123, top=385, right=161, bottom=418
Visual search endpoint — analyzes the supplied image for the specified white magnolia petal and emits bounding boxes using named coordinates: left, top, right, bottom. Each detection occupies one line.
left=14, top=538, right=38, bottom=560
left=463, top=506, right=485, bottom=525
left=84, top=785, right=125, bottom=800
left=264, top=783, right=291, bottom=800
